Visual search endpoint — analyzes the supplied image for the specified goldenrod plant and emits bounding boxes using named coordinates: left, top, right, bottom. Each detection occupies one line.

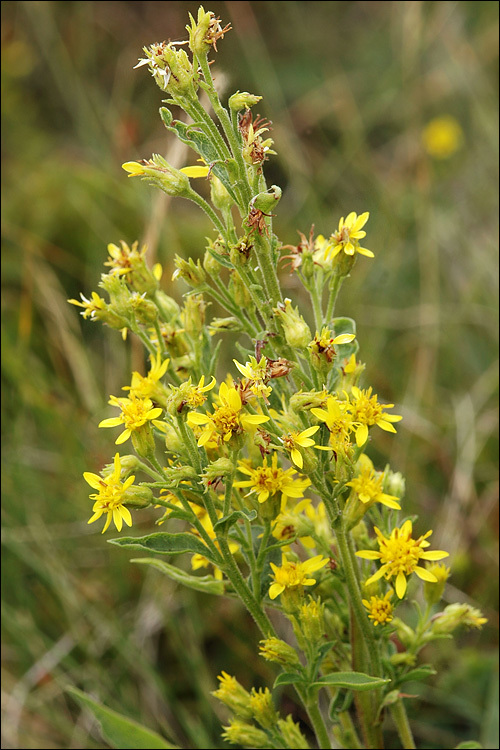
left=68, top=8, right=487, bottom=749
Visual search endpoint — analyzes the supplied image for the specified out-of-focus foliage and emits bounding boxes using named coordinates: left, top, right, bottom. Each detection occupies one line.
left=2, top=2, right=498, bottom=748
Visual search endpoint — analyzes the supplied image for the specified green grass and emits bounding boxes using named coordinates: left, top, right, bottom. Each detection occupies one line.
left=2, top=2, right=498, bottom=748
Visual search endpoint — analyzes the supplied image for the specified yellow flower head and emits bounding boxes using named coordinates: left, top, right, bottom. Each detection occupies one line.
left=84, top=453, right=134, bottom=533
left=362, top=590, right=394, bottom=626
left=235, top=453, right=311, bottom=504
left=347, top=463, right=401, bottom=510
left=99, top=392, right=163, bottom=445
left=68, top=291, right=107, bottom=320
left=347, top=385, right=402, bottom=447
left=233, top=355, right=268, bottom=382
left=104, top=240, right=147, bottom=276
left=269, top=554, right=329, bottom=600
left=308, top=327, right=356, bottom=364
left=356, top=520, right=449, bottom=598
left=186, top=381, right=269, bottom=446
left=325, top=212, right=374, bottom=260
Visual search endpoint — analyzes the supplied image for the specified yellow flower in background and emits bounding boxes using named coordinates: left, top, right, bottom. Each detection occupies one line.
left=422, top=116, right=463, bottom=159
left=99, top=393, right=163, bottom=444
left=356, top=520, right=449, bottom=598
left=84, top=453, right=134, bottom=533
left=269, top=554, right=329, bottom=600
left=235, top=453, right=310, bottom=504
left=347, top=385, right=402, bottom=447
left=186, top=381, right=269, bottom=446
left=362, top=590, right=394, bottom=626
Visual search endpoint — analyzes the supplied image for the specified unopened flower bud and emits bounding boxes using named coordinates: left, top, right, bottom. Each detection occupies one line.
left=182, top=294, right=207, bottom=336
left=274, top=299, right=311, bottom=350
left=131, top=423, right=157, bottom=460
left=210, top=174, right=233, bottom=214
left=258, top=637, right=301, bottom=668
left=172, top=255, right=206, bottom=287
left=208, top=317, right=242, bottom=333
left=423, top=563, right=450, bottom=606
left=123, top=155, right=191, bottom=198
left=430, top=603, right=487, bottom=634
left=122, top=484, right=154, bottom=508
left=383, top=468, right=406, bottom=500
left=202, top=458, right=235, bottom=485
left=289, top=389, right=328, bottom=412
left=229, top=91, right=263, bottom=111
left=229, top=236, right=253, bottom=266
left=162, top=464, right=199, bottom=485
left=130, top=293, right=158, bottom=326
left=277, top=715, right=309, bottom=750
left=187, top=7, right=214, bottom=57
left=154, top=290, right=180, bottom=321
left=229, top=271, right=252, bottom=307
left=222, top=719, right=269, bottom=749
left=250, top=185, right=282, bottom=214
left=212, top=672, right=253, bottom=720
left=249, top=687, right=278, bottom=730
left=297, top=596, right=325, bottom=644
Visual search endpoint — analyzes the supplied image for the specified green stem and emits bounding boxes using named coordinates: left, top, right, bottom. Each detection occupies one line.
left=303, top=691, right=332, bottom=749
left=196, top=53, right=252, bottom=206
left=217, top=535, right=273, bottom=637
left=325, top=274, right=345, bottom=324
left=253, top=232, right=282, bottom=308
left=338, top=710, right=363, bottom=750
left=310, top=273, right=324, bottom=332
left=335, top=524, right=383, bottom=678
left=185, top=187, right=228, bottom=240
left=389, top=699, right=416, bottom=750
left=223, top=454, right=238, bottom=517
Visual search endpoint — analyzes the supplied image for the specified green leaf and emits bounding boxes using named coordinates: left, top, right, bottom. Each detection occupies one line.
left=66, top=687, right=178, bottom=749
left=310, top=672, right=390, bottom=692
left=213, top=509, right=257, bottom=532
left=455, top=743, right=483, bottom=749
left=132, top=558, right=225, bottom=595
left=331, top=316, right=356, bottom=336
left=273, top=672, right=307, bottom=689
left=398, top=665, right=437, bottom=684
left=108, top=532, right=220, bottom=564
left=205, top=245, right=235, bottom=269
left=159, top=117, right=239, bottom=204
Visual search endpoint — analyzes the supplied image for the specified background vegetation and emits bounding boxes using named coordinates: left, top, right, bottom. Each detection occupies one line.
left=2, top=2, right=498, bottom=748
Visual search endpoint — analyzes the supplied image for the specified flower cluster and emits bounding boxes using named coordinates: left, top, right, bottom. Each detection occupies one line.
left=70, top=8, right=486, bottom=750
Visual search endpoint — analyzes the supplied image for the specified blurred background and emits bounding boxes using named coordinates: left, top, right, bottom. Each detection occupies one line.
left=1, top=1, right=498, bottom=748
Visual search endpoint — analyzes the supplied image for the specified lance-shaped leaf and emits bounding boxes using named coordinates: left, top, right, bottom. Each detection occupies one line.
left=132, top=558, right=225, bottom=595
left=310, top=671, right=390, bottom=692
left=108, top=532, right=221, bottom=564
left=213, top=509, right=257, bottom=533
left=397, top=665, right=437, bottom=685
left=67, top=687, right=178, bottom=749
left=273, top=672, right=307, bottom=689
